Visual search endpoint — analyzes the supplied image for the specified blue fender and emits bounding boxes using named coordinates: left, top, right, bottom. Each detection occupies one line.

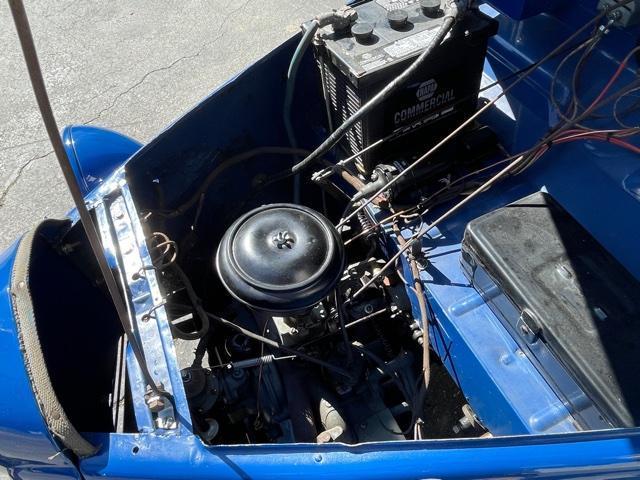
left=0, top=241, right=81, bottom=479
left=62, top=125, right=142, bottom=195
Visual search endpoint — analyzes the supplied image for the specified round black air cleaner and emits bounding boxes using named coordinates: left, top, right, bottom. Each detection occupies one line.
left=215, top=204, right=344, bottom=313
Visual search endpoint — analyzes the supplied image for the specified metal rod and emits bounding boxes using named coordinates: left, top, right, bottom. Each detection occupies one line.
left=349, top=154, right=527, bottom=300
left=336, top=2, right=627, bottom=229
left=8, top=0, right=161, bottom=394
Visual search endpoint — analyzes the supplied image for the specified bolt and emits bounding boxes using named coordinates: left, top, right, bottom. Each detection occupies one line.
left=112, top=202, right=126, bottom=220
left=313, top=454, right=323, bottom=463
left=272, top=231, right=295, bottom=249
left=593, top=306, right=608, bottom=322
left=146, top=394, right=165, bottom=413
left=500, top=353, right=513, bottom=365
left=60, top=241, right=80, bottom=254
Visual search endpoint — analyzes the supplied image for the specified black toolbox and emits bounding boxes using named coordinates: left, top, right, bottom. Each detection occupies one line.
left=461, top=192, right=640, bottom=428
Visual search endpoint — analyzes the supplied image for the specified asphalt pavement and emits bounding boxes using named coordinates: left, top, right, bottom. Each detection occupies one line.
left=0, top=0, right=343, bottom=250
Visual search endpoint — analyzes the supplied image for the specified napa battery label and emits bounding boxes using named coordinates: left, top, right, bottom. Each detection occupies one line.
left=391, top=77, right=456, bottom=127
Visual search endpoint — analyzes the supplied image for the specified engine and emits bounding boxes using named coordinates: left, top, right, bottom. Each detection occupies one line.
left=154, top=200, right=480, bottom=444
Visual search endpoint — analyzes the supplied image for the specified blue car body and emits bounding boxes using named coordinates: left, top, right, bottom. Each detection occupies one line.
left=3, top=0, right=640, bottom=478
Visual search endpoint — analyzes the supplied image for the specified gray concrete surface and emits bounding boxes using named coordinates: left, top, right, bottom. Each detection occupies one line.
left=0, top=0, right=343, bottom=250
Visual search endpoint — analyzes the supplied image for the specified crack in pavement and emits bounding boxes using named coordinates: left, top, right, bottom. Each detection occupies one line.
left=1, top=0, right=254, bottom=209
left=0, top=150, right=53, bottom=208
left=0, top=137, right=49, bottom=153
left=85, top=0, right=255, bottom=126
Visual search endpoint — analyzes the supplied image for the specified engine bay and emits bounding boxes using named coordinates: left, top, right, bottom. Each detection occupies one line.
left=68, top=0, right=640, bottom=447
left=157, top=199, right=487, bottom=444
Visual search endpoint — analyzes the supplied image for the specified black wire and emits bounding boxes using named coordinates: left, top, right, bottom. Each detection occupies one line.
left=550, top=34, right=603, bottom=128
left=550, top=18, right=640, bottom=128
left=170, top=263, right=211, bottom=340
left=223, top=154, right=342, bottom=223
left=155, top=147, right=311, bottom=218
left=570, top=31, right=605, bottom=119
left=515, top=78, right=640, bottom=174
left=334, top=290, right=354, bottom=364
left=191, top=332, right=211, bottom=368
left=351, top=341, right=418, bottom=436
left=205, top=311, right=355, bottom=381
left=614, top=85, right=640, bottom=128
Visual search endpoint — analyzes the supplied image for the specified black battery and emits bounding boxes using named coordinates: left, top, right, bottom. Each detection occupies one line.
left=313, top=1, right=497, bottom=173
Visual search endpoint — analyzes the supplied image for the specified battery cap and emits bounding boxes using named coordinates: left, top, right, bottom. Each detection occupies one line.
left=387, top=9, right=409, bottom=29
left=351, top=22, right=374, bottom=43
left=420, top=0, right=441, bottom=17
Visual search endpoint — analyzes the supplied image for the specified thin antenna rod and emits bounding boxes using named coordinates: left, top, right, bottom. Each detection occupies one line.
left=8, top=0, right=161, bottom=394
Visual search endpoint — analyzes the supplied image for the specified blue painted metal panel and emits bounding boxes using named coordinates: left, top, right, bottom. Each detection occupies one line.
left=81, top=430, right=640, bottom=479
left=0, top=241, right=81, bottom=479
left=384, top=215, right=578, bottom=436
left=62, top=125, right=142, bottom=195
left=485, top=0, right=567, bottom=20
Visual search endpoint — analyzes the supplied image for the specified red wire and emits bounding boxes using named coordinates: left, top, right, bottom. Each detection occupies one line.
left=586, top=46, right=640, bottom=112
left=588, top=63, right=627, bottom=111
left=527, top=128, right=640, bottom=165
left=542, top=131, right=640, bottom=154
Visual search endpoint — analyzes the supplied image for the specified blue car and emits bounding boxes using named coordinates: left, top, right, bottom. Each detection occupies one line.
left=3, top=0, right=640, bottom=478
